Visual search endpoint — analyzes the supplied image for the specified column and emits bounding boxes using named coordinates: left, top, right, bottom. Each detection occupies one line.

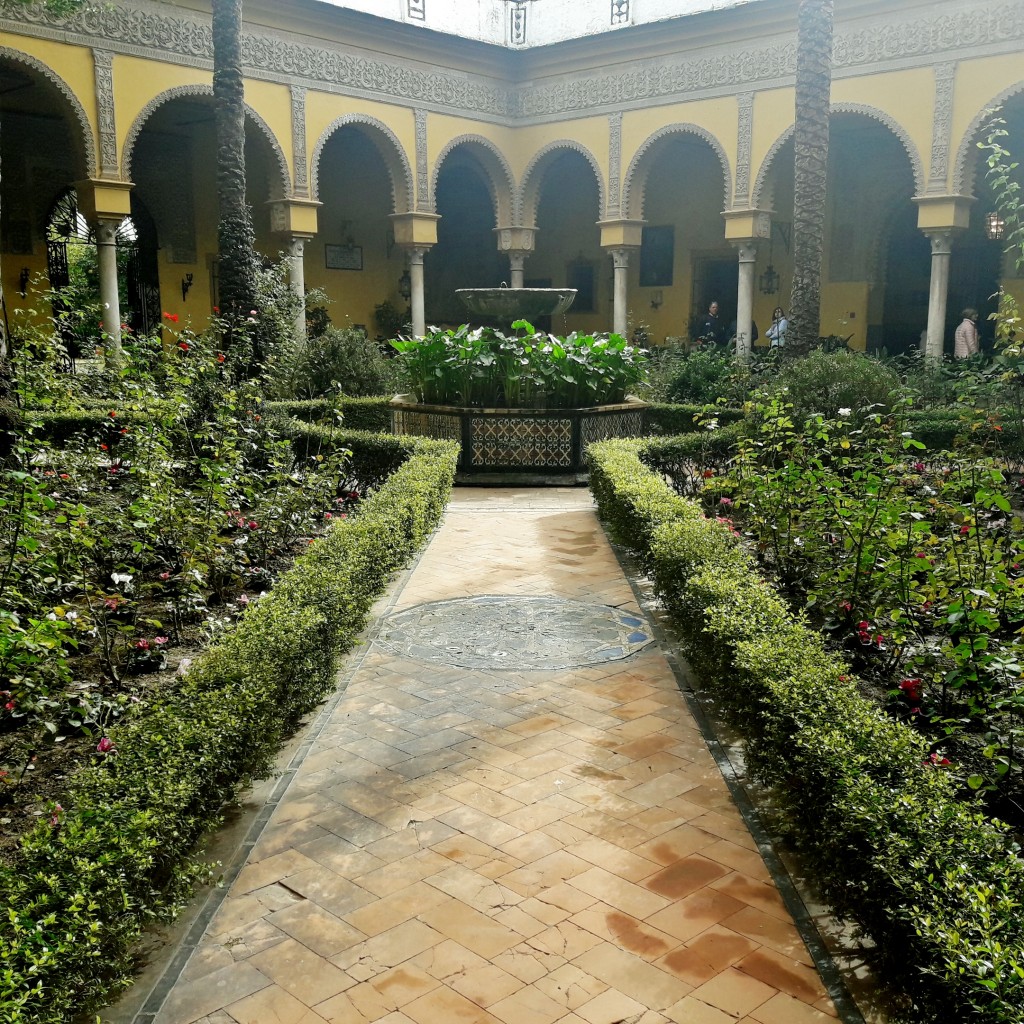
left=610, top=248, right=632, bottom=337
left=95, top=218, right=123, bottom=361
left=923, top=230, right=953, bottom=363
left=734, top=241, right=758, bottom=362
left=508, top=251, right=528, bottom=289
left=287, top=235, right=310, bottom=338
left=408, top=247, right=427, bottom=338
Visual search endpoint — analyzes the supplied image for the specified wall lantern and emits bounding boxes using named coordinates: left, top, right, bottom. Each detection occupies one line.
left=759, top=264, right=780, bottom=295
left=18, top=267, right=30, bottom=297
left=398, top=268, right=412, bottom=301
left=986, top=211, right=1006, bottom=241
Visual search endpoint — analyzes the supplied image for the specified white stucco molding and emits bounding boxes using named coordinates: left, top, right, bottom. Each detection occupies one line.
left=622, top=123, right=732, bottom=219
left=517, top=140, right=606, bottom=226
left=122, top=84, right=291, bottom=199
left=309, top=113, right=414, bottom=213
left=429, top=134, right=516, bottom=225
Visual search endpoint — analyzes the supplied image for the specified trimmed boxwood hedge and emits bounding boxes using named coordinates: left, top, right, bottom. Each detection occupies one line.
left=587, top=437, right=1024, bottom=1024
left=0, top=434, right=459, bottom=1024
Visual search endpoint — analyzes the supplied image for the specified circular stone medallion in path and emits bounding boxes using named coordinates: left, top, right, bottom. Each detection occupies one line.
left=376, top=595, right=653, bottom=671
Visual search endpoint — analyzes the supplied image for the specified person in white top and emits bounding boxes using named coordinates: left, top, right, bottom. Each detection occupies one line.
left=767, top=306, right=788, bottom=348
left=953, top=308, right=980, bottom=359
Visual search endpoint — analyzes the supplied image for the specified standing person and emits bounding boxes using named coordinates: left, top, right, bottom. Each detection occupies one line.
left=953, top=308, right=980, bottom=359
left=766, top=306, right=789, bottom=348
left=695, top=300, right=723, bottom=347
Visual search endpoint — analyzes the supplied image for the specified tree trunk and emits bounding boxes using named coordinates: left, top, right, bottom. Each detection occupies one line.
left=788, top=0, right=833, bottom=356
left=212, top=0, right=259, bottom=352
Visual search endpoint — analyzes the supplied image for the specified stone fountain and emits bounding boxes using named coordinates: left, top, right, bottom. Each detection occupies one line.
left=455, top=285, right=576, bottom=323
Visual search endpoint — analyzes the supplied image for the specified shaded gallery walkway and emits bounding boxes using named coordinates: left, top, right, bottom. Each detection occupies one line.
left=145, top=489, right=840, bottom=1024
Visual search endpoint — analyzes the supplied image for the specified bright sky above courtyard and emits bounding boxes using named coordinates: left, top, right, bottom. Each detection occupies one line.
left=318, top=0, right=759, bottom=46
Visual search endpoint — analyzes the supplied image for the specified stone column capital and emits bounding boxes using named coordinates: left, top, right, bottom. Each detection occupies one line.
left=733, top=240, right=759, bottom=263
left=922, top=228, right=957, bottom=256
left=608, top=246, right=636, bottom=271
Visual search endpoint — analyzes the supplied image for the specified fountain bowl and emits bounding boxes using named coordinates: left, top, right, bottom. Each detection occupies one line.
left=456, top=287, right=576, bottom=322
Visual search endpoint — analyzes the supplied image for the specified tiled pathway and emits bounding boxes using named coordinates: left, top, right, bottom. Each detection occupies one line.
left=151, top=489, right=838, bottom=1024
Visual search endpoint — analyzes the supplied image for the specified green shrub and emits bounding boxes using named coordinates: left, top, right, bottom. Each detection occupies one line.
left=654, top=348, right=751, bottom=405
left=644, top=402, right=746, bottom=435
left=0, top=434, right=458, bottom=1023
left=772, top=349, right=901, bottom=420
left=586, top=438, right=1024, bottom=1023
left=276, top=325, right=403, bottom=399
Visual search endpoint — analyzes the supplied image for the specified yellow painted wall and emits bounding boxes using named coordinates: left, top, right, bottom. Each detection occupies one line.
left=749, top=89, right=793, bottom=207
left=244, top=80, right=295, bottom=184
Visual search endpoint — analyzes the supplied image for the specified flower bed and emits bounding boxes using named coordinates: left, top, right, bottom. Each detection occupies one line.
left=587, top=436, right=1024, bottom=1023
left=0, top=429, right=458, bottom=1023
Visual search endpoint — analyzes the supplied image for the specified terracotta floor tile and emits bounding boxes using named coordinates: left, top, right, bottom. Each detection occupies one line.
left=689, top=967, right=777, bottom=1018
left=154, top=962, right=270, bottom=1024
left=735, top=948, right=829, bottom=1005
left=448, top=963, right=526, bottom=1008
left=567, top=866, right=670, bottom=920
left=573, top=943, right=691, bottom=1011
left=574, top=988, right=648, bottom=1024
left=226, top=984, right=330, bottom=1024
left=249, top=937, right=354, bottom=1006
left=149, top=492, right=843, bottom=1024
left=655, top=925, right=759, bottom=988
left=417, top=900, right=523, bottom=959
left=402, top=985, right=504, bottom=1024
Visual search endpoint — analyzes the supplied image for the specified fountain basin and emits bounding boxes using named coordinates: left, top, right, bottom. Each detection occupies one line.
left=456, top=287, right=576, bottom=322
left=390, top=394, right=647, bottom=484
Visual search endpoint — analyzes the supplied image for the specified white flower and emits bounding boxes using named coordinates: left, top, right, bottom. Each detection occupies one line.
left=838, top=407, right=851, bottom=417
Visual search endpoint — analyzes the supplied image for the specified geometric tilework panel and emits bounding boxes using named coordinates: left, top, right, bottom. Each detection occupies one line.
left=580, top=409, right=645, bottom=448
left=392, top=409, right=461, bottom=441
left=470, top=416, right=573, bottom=468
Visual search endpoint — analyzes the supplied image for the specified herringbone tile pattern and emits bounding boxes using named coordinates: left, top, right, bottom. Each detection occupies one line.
left=154, top=489, right=837, bottom=1024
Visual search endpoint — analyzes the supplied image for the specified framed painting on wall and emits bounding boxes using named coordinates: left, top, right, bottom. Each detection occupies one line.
left=639, top=225, right=674, bottom=287
left=325, top=244, right=363, bottom=271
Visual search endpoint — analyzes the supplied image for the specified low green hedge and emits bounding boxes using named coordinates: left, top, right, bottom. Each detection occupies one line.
left=644, top=402, right=745, bottom=435
left=0, top=435, right=459, bottom=1024
left=587, top=437, right=1024, bottom=1023
left=265, top=396, right=392, bottom=432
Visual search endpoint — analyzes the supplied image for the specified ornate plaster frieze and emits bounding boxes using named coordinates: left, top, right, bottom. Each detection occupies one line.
left=430, top=134, right=516, bottom=224
left=952, top=80, right=1024, bottom=196
left=309, top=113, right=414, bottom=212
left=928, top=62, right=956, bottom=193
left=607, top=112, right=622, bottom=218
left=0, top=44, right=96, bottom=177
left=517, top=140, right=606, bottom=227
left=1, top=0, right=1021, bottom=124
left=622, top=123, right=732, bottom=219
left=414, top=109, right=429, bottom=211
left=291, top=85, right=308, bottom=197
left=121, top=83, right=291, bottom=199
left=92, top=49, right=117, bottom=178
left=734, top=91, right=753, bottom=206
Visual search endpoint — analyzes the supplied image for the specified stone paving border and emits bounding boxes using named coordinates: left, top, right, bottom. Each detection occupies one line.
left=128, top=489, right=871, bottom=1024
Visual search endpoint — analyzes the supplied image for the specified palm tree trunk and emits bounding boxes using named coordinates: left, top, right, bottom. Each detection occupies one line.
left=212, top=0, right=259, bottom=352
left=788, top=0, right=833, bottom=356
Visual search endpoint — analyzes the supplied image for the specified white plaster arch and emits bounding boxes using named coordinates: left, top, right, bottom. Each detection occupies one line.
left=952, top=81, right=1024, bottom=197
left=622, top=124, right=732, bottom=220
left=751, top=102, right=926, bottom=208
left=429, top=134, right=515, bottom=226
left=0, top=45, right=96, bottom=178
left=122, top=85, right=291, bottom=199
left=517, top=140, right=606, bottom=226
left=310, top=113, right=414, bottom=213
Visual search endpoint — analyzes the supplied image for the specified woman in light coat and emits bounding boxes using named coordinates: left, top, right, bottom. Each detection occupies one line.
left=953, top=308, right=980, bottom=359
left=766, top=306, right=788, bottom=348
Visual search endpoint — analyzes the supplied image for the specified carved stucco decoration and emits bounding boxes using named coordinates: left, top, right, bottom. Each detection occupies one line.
left=928, top=62, right=956, bottom=193
left=309, top=113, right=414, bottom=213
left=430, top=134, right=516, bottom=226
left=607, top=112, right=622, bottom=218
left=952, top=80, right=1024, bottom=197
left=622, top=123, right=733, bottom=220
left=750, top=102, right=927, bottom=209
left=291, top=85, right=308, bottom=197
left=1, top=0, right=1023, bottom=126
left=414, top=109, right=429, bottom=212
left=0, top=44, right=96, bottom=178
left=121, top=84, right=291, bottom=199
left=517, top=140, right=606, bottom=227
left=92, top=49, right=118, bottom=179
left=734, top=92, right=753, bottom=206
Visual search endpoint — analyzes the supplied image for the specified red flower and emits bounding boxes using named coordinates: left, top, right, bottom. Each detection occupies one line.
left=4, top=700, right=14, bottom=712
left=159, top=571, right=170, bottom=580
left=100, top=443, right=109, bottom=451
left=702, top=469, right=715, bottom=479
left=213, top=306, right=220, bottom=314
left=248, top=520, right=259, bottom=531
left=163, top=312, right=179, bottom=323
left=109, top=410, right=117, bottom=419
left=135, top=638, right=150, bottom=651
left=960, top=524, right=971, bottom=536
left=217, top=352, right=225, bottom=363
left=913, top=462, right=925, bottom=472
left=325, top=512, right=333, bottom=520
left=899, top=678, right=923, bottom=704
left=178, top=341, right=189, bottom=352
left=96, top=737, right=114, bottom=754
left=59, top=473, right=69, bottom=480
